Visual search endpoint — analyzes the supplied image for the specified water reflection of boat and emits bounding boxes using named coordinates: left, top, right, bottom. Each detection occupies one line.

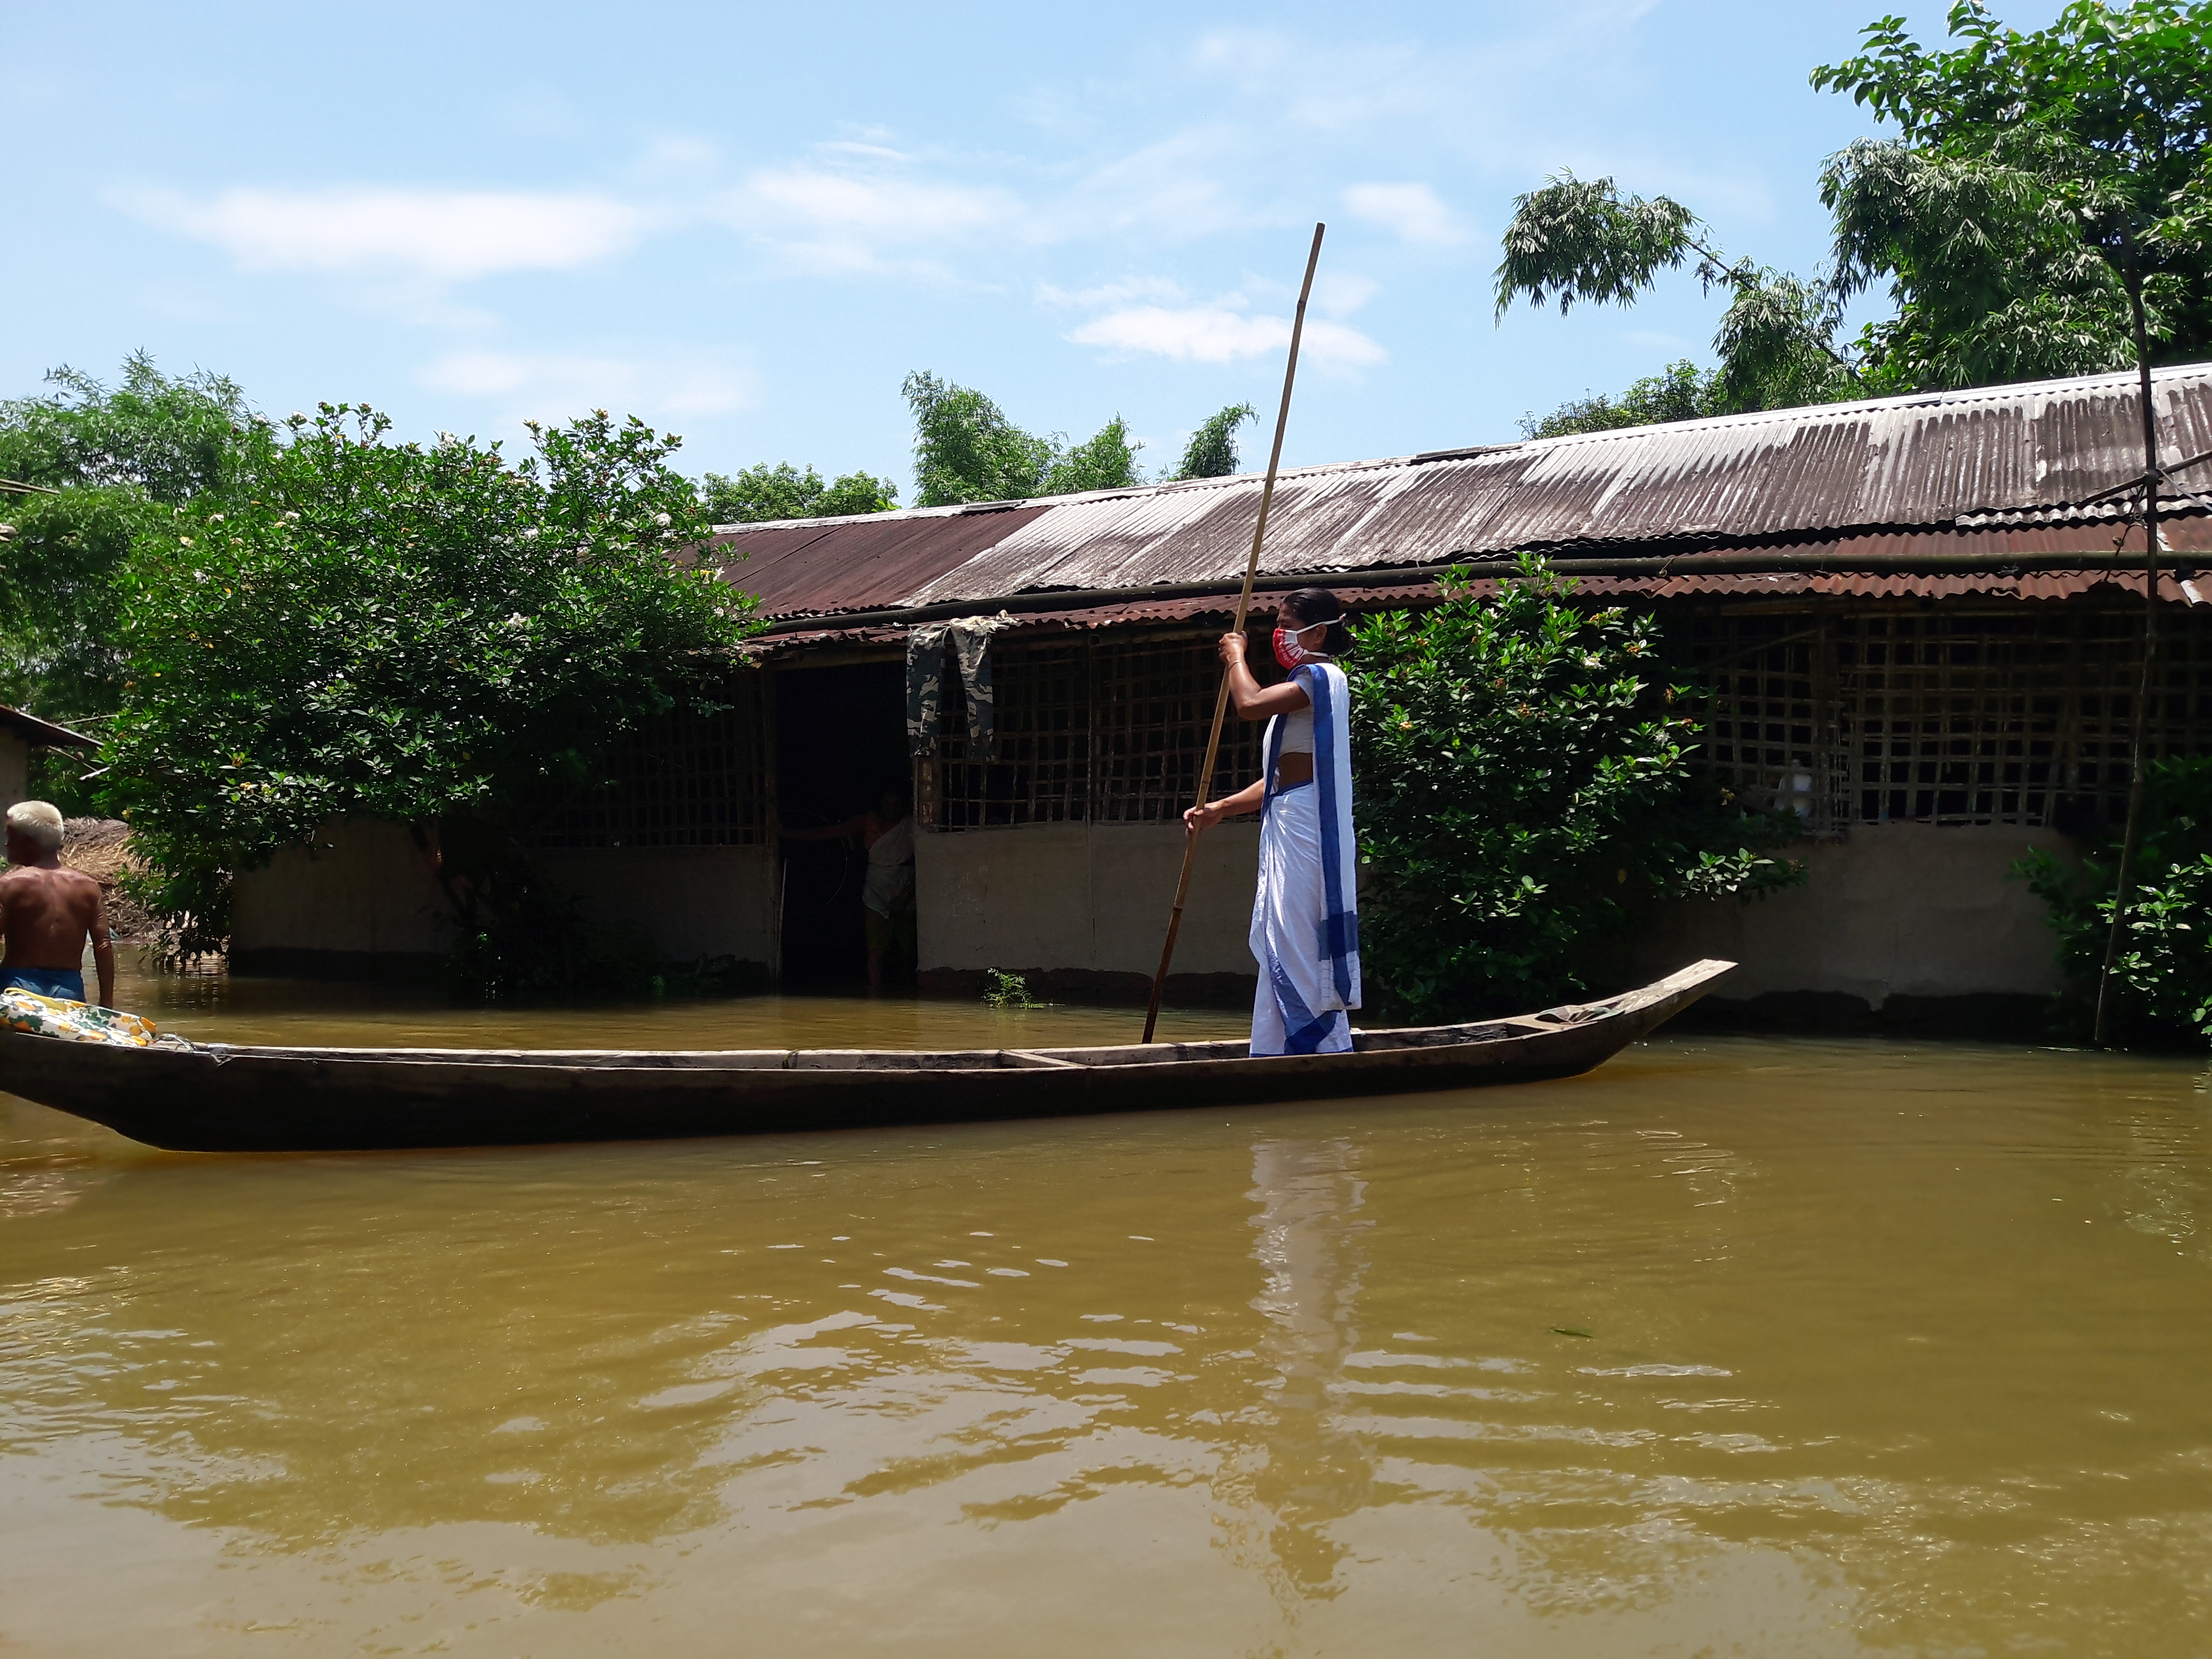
left=0, top=961, right=1731, bottom=1153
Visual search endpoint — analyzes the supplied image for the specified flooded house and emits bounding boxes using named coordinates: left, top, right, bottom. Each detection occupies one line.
left=228, top=362, right=2212, bottom=1031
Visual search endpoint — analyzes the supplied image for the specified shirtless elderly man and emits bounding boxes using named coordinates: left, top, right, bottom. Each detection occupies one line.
left=0, top=802, right=113, bottom=1007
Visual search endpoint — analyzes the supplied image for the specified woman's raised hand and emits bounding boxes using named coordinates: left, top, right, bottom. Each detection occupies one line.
left=1216, top=631, right=1247, bottom=666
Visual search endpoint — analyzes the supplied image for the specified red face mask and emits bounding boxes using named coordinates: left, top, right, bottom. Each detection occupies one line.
left=1272, top=619, right=1341, bottom=671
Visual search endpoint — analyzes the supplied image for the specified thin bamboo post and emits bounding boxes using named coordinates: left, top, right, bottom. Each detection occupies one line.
left=2093, top=269, right=2166, bottom=1047
left=1141, top=222, right=1325, bottom=1044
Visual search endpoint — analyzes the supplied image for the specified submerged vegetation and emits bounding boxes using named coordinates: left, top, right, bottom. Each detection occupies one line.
left=982, top=969, right=1049, bottom=1010
left=1348, top=557, right=1804, bottom=1023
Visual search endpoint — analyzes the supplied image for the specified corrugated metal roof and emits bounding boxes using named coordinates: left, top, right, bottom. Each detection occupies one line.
left=725, top=362, right=2212, bottom=625
left=708, top=504, right=1045, bottom=618
left=747, top=566, right=2200, bottom=659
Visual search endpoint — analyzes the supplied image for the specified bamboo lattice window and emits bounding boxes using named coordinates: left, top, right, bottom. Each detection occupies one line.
left=1687, top=606, right=2212, bottom=834
left=1838, top=609, right=2212, bottom=829
left=521, top=682, right=768, bottom=849
left=1686, top=615, right=1847, bottom=834
left=926, top=643, right=1092, bottom=828
left=919, top=636, right=1271, bottom=830
left=1094, top=640, right=1266, bottom=823
left=1837, top=613, right=2066, bottom=828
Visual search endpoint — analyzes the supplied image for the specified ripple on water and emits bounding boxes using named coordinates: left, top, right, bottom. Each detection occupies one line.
left=1, top=1008, right=2210, bottom=1654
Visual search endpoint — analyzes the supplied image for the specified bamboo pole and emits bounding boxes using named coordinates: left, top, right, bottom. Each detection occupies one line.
left=2093, top=270, right=2166, bottom=1047
left=1141, top=222, right=1325, bottom=1044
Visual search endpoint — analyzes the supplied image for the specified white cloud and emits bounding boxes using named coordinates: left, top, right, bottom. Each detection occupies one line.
left=816, top=139, right=914, bottom=163
left=1342, top=182, right=1467, bottom=245
left=1040, top=129, right=1247, bottom=241
left=634, top=136, right=722, bottom=178
left=1035, top=275, right=1191, bottom=311
left=417, top=349, right=758, bottom=422
left=1312, top=271, right=1379, bottom=318
left=114, top=186, right=651, bottom=280
left=740, top=165, right=1015, bottom=236
left=1067, top=305, right=1384, bottom=368
left=713, top=159, right=1028, bottom=275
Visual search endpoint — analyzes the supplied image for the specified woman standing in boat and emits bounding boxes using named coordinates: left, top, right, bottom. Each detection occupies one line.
left=1183, top=589, right=1362, bottom=1055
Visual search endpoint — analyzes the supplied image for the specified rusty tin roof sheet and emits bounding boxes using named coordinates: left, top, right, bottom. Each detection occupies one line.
left=726, top=362, right=2212, bottom=624
left=709, top=504, right=1046, bottom=619
left=746, top=566, right=2203, bottom=659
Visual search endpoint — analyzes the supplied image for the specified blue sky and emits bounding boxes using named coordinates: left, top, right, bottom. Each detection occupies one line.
left=2, top=0, right=2067, bottom=492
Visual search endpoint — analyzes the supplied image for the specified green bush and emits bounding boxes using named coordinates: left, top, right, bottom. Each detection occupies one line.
left=1348, top=556, right=1804, bottom=1022
left=100, top=403, right=757, bottom=974
left=2015, top=755, right=2212, bottom=1045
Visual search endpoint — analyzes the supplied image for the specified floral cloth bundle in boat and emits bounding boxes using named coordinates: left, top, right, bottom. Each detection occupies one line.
left=0, top=987, right=160, bottom=1047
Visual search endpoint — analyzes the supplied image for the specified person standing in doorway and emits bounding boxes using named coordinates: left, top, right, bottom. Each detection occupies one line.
left=0, top=801, right=114, bottom=1007
left=782, top=781, right=916, bottom=994
left=1182, top=589, right=1361, bottom=1055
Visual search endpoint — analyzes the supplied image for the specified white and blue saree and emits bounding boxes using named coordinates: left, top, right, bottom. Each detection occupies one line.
left=1249, top=661, right=1362, bottom=1056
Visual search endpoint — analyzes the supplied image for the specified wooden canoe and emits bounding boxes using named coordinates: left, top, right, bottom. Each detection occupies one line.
left=0, top=960, right=1733, bottom=1153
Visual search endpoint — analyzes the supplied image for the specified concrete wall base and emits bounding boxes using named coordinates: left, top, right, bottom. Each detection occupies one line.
left=919, top=821, right=1260, bottom=981
left=1628, top=820, right=2073, bottom=1007
left=228, top=947, right=450, bottom=984
left=230, top=818, right=777, bottom=982
left=1672, top=989, right=2053, bottom=1042
left=231, top=819, right=455, bottom=961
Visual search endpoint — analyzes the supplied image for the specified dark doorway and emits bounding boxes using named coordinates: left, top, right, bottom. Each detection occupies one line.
left=774, top=661, right=910, bottom=990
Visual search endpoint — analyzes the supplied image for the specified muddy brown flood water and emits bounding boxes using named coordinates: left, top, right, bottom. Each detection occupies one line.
left=2, top=969, right=2210, bottom=1656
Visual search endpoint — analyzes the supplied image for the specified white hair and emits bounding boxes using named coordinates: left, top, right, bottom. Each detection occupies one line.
left=6, top=801, right=64, bottom=854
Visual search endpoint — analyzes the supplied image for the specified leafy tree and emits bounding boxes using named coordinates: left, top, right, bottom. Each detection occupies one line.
left=902, top=371, right=1060, bottom=506
left=1814, top=1, right=2212, bottom=390
left=1519, top=360, right=1722, bottom=439
left=0, top=353, right=267, bottom=718
left=1498, top=5, right=2212, bottom=419
left=1496, top=173, right=1863, bottom=415
left=1172, top=403, right=1257, bottom=479
left=100, top=404, right=757, bottom=964
left=903, top=371, right=1160, bottom=503
left=2015, top=754, right=2212, bottom=1045
left=1043, top=415, right=1144, bottom=495
left=700, top=460, right=898, bottom=524
left=1349, top=557, right=1804, bottom=1022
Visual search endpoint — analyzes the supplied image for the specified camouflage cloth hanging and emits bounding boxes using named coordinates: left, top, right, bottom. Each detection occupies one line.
left=906, top=612, right=1014, bottom=761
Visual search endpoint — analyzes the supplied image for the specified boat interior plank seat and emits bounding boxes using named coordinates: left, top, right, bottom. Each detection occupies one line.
left=203, top=1000, right=1628, bottom=1073
left=206, top=1046, right=803, bottom=1070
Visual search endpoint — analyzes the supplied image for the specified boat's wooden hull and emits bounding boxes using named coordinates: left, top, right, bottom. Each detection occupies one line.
left=0, top=961, right=1732, bottom=1153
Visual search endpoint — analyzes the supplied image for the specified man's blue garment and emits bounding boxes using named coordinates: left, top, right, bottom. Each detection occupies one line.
left=0, top=967, right=86, bottom=1001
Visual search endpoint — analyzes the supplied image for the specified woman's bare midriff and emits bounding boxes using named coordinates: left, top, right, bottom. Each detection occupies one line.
left=1272, top=752, right=1314, bottom=789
